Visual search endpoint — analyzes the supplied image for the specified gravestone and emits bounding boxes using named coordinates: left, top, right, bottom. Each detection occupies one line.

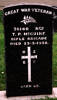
left=3, top=4, right=54, bottom=97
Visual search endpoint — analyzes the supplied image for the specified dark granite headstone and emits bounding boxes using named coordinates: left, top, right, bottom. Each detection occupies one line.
left=3, top=4, right=54, bottom=97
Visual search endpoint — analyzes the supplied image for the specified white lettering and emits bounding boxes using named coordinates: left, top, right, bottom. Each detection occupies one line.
left=4, top=9, right=19, bottom=16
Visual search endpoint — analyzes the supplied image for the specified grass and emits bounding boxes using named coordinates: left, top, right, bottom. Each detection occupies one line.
left=0, top=10, right=6, bottom=90
left=32, top=97, right=57, bottom=100
left=0, top=10, right=57, bottom=91
left=0, top=23, right=6, bottom=90
left=53, top=33, right=57, bottom=87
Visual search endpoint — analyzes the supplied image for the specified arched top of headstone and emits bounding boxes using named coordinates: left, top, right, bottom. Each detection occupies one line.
left=3, top=3, right=56, bottom=20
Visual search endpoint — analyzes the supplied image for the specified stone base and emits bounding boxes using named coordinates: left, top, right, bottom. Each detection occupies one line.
left=0, top=88, right=57, bottom=100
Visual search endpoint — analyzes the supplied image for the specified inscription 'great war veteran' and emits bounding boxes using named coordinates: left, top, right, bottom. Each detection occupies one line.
left=4, top=8, right=52, bottom=16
